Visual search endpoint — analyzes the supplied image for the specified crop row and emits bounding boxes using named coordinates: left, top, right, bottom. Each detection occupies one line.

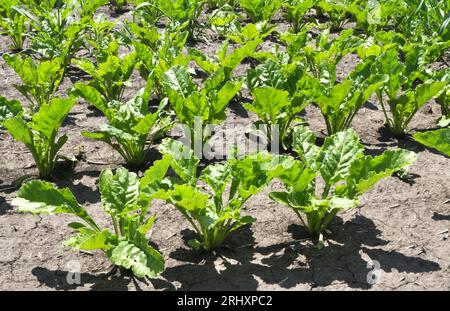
left=0, top=0, right=449, bottom=280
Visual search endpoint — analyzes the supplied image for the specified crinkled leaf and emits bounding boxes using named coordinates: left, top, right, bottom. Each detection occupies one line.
left=99, top=167, right=140, bottom=215
left=110, top=240, right=164, bottom=278
left=317, top=129, right=364, bottom=185
left=159, top=138, right=199, bottom=184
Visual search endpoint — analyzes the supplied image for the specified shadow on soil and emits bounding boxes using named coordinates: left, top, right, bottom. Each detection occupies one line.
left=29, top=215, right=441, bottom=291
left=152, top=214, right=440, bottom=290
left=31, top=267, right=139, bottom=291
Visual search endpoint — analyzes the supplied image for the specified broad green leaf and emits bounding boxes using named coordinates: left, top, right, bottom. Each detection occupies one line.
left=163, top=66, right=196, bottom=99
left=345, top=149, right=417, bottom=196
left=275, top=159, right=316, bottom=192
left=31, top=97, right=76, bottom=139
left=110, top=240, right=164, bottom=278
left=247, top=87, right=290, bottom=123
left=161, top=184, right=209, bottom=213
left=415, top=81, right=447, bottom=108
left=213, top=79, right=244, bottom=117
left=317, top=129, right=364, bottom=185
left=187, top=48, right=220, bottom=74
left=0, top=96, right=22, bottom=124
left=200, top=163, right=231, bottom=198
left=64, top=228, right=113, bottom=251
left=3, top=116, right=32, bottom=145
left=99, top=168, right=140, bottom=215
left=12, top=180, right=98, bottom=230
left=159, top=138, right=199, bottom=184
left=328, top=197, right=358, bottom=211
left=292, top=126, right=320, bottom=168
left=414, top=128, right=450, bottom=157
left=73, top=83, right=110, bottom=118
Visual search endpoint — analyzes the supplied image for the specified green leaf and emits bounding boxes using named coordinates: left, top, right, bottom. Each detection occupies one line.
left=317, top=129, right=364, bottom=185
left=161, top=184, right=209, bottom=213
left=346, top=149, right=417, bottom=196
left=328, top=197, right=358, bottom=211
left=99, top=168, right=140, bottom=215
left=110, top=240, right=164, bottom=278
left=3, top=116, right=32, bottom=145
left=200, top=163, right=231, bottom=198
left=31, top=97, right=76, bottom=139
left=415, top=81, right=447, bottom=108
left=12, top=180, right=98, bottom=230
left=64, top=228, right=113, bottom=251
left=275, top=159, right=316, bottom=192
left=247, top=87, right=290, bottom=123
left=213, top=79, right=244, bottom=117
left=163, top=66, right=196, bottom=99
left=292, top=126, right=320, bottom=168
left=414, top=128, right=450, bottom=157
left=0, top=96, right=22, bottom=124
left=73, top=83, right=110, bottom=118
left=187, top=48, right=220, bottom=74
left=159, top=138, right=199, bottom=184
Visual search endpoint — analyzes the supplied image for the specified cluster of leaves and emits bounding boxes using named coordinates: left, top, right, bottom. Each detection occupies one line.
left=373, top=42, right=448, bottom=137
left=74, top=77, right=172, bottom=166
left=156, top=139, right=285, bottom=250
left=163, top=65, right=243, bottom=150
left=270, top=126, right=416, bottom=246
left=2, top=96, right=76, bottom=179
left=0, top=0, right=27, bottom=50
left=13, top=163, right=169, bottom=278
left=73, top=41, right=137, bottom=103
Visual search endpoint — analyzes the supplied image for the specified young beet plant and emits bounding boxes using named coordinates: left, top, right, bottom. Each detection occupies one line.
left=123, top=23, right=190, bottom=99
left=3, top=54, right=64, bottom=111
left=12, top=162, right=170, bottom=279
left=157, top=138, right=284, bottom=251
left=0, top=0, right=27, bottom=51
left=163, top=65, right=243, bottom=151
left=72, top=41, right=136, bottom=103
left=188, top=38, right=262, bottom=86
left=283, top=0, right=315, bottom=33
left=311, top=55, right=388, bottom=135
left=239, top=0, right=282, bottom=22
left=270, top=126, right=416, bottom=246
left=375, top=46, right=448, bottom=137
left=244, top=87, right=310, bottom=148
left=2, top=96, right=76, bottom=179
left=74, top=77, right=172, bottom=167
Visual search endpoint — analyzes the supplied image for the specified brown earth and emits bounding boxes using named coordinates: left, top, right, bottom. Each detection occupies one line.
left=0, top=9, right=449, bottom=291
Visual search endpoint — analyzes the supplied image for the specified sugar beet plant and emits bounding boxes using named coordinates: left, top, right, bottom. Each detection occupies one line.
left=374, top=46, right=448, bottom=137
left=121, top=23, right=190, bottom=99
left=157, top=138, right=286, bottom=251
left=74, top=77, right=172, bottom=166
left=188, top=38, right=262, bottom=86
left=72, top=41, right=136, bottom=103
left=3, top=54, right=65, bottom=111
left=14, top=0, right=100, bottom=68
left=270, top=127, right=416, bottom=246
left=2, top=96, right=76, bottom=179
left=310, top=55, right=388, bottom=135
left=12, top=162, right=169, bottom=278
left=163, top=65, right=243, bottom=150
left=0, top=0, right=27, bottom=51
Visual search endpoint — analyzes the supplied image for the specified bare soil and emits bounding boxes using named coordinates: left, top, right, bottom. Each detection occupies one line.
left=0, top=9, right=449, bottom=291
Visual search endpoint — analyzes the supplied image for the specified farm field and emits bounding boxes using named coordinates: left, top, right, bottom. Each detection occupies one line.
left=0, top=0, right=449, bottom=291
